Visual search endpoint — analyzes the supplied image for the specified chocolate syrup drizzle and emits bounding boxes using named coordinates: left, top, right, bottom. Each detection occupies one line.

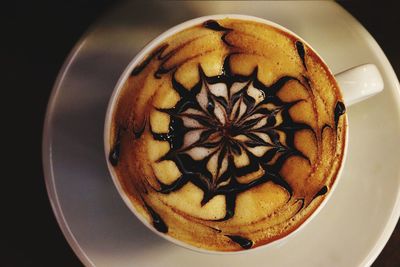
left=312, top=185, right=328, bottom=200
left=130, top=44, right=169, bottom=77
left=226, top=235, right=253, bottom=249
left=130, top=43, right=176, bottom=79
left=334, top=101, right=346, bottom=129
left=203, top=20, right=234, bottom=47
left=109, top=20, right=347, bottom=248
left=133, top=118, right=147, bottom=139
left=109, top=121, right=146, bottom=166
left=152, top=55, right=312, bottom=222
left=295, top=41, right=307, bottom=70
left=130, top=20, right=234, bottom=79
left=143, top=199, right=168, bottom=233
left=109, top=128, right=121, bottom=166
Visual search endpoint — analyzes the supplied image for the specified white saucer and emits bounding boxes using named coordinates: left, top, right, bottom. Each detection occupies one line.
left=43, top=1, right=400, bottom=266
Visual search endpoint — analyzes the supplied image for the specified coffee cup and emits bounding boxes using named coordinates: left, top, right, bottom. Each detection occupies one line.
left=104, top=14, right=383, bottom=253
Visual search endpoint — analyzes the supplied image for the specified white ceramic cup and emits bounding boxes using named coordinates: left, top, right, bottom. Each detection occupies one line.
left=104, top=14, right=384, bottom=254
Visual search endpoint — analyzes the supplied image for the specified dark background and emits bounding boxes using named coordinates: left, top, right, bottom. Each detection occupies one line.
left=3, top=1, right=399, bottom=266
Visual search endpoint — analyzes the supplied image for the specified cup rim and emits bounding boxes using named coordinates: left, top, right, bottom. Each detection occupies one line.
left=103, top=13, right=349, bottom=254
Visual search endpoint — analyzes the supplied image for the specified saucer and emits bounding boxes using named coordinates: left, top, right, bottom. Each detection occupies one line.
left=43, top=1, right=400, bottom=266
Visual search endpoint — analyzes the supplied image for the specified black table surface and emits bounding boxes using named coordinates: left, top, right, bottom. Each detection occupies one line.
left=4, top=1, right=399, bottom=266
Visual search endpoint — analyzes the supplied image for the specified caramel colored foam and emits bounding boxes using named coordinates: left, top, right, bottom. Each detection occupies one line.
left=108, top=18, right=347, bottom=251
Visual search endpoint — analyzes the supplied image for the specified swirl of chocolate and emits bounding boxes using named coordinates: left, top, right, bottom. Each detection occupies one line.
left=108, top=18, right=346, bottom=251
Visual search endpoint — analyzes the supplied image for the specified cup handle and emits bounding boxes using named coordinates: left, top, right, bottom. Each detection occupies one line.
left=335, top=64, right=384, bottom=107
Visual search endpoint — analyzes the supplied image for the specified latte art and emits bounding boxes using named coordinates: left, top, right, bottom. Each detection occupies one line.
left=108, top=18, right=346, bottom=251
left=152, top=59, right=311, bottom=222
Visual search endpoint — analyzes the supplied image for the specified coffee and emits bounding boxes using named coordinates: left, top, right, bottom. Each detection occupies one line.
left=108, top=18, right=346, bottom=251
